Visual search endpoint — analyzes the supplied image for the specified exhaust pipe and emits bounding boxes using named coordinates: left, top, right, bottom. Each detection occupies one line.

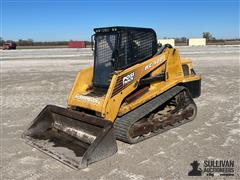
left=22, top=105, right=117, bottom=169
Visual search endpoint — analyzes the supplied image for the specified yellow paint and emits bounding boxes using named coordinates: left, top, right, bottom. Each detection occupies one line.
left=67, top=48, right=201, bottom=122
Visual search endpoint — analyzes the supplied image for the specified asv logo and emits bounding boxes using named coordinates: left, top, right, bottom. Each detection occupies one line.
left=123, top=72, right=135, bottom=85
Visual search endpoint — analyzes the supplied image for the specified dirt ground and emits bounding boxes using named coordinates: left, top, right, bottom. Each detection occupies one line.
left=1, top=46, right=240, bottom=180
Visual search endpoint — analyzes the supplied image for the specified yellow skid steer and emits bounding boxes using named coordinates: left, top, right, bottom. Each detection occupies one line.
left=22, top=26, right=201, bottom=169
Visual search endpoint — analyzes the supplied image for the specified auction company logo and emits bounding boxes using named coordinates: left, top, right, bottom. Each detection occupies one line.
left=188, top=160, right=235, bottom=177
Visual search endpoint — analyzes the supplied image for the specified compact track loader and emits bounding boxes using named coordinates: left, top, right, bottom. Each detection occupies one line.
left=22, top=26, right=201, bottom=169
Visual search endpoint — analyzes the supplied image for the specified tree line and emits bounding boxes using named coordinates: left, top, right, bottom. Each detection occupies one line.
left=0, top=37, right=91, bottom=46
left=160, top=32, right=239, bottom=43
left=1, top=32, right=239, bottom=46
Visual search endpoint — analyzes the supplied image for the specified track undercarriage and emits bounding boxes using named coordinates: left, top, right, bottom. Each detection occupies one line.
left=114, top=86, right=197, bottom=144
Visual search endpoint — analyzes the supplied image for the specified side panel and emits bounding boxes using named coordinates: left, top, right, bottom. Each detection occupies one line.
left=165, top=49, right=184, bottom=81
left=108, top=48, right=201, bottom=120
left=181, top=59, right=201, bottom=98
left=116, top=48, right=184, bottom=116
left=103, top=52, right=167, bottom=121
left=183, top=79, right=201, bottom=98
left=68, top=67, right=102, bottom=110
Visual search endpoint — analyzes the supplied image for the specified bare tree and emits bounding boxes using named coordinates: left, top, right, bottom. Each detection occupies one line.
left=203, top=32, right=215, bottom=41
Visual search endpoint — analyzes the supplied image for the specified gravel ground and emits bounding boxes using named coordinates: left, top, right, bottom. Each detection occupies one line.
left=1, top=46, right=240, bottom=180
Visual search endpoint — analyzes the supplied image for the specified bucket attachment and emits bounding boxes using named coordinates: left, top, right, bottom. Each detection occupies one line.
left=22, top=105, right=117, bottom=169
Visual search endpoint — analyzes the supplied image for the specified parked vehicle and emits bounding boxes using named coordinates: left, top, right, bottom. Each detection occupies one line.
left=3, top=42, right=17, bottom=50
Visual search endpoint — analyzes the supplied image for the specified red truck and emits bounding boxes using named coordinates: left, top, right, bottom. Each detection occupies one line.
left=2, top=42, right=17, bottom=50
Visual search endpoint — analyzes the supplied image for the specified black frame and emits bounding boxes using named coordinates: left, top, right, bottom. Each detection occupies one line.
left=92, top=26, right=157, bottom=87
left=93, top=32, right=119, bottom=88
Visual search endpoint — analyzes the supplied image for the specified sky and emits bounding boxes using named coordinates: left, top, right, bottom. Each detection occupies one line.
left=1, top=0, right=239, bottom=41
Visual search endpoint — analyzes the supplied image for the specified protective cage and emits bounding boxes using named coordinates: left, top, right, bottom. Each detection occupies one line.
left=22, top=105, right=118, bottom=169
left=93, top=26, right=158, bottom=88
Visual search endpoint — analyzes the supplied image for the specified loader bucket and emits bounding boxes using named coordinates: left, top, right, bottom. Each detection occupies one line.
left=22, top=105, right=117, bottom=169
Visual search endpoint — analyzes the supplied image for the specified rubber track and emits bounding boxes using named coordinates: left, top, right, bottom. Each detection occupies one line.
left=114, top=86, right=194, bottom=144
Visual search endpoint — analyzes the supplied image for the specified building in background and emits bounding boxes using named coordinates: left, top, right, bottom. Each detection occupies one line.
left=68, top=41, right=86, bottom=48
left=158, top=39, right=175, bottom=47
left=188, top=38, right=206, bottom=46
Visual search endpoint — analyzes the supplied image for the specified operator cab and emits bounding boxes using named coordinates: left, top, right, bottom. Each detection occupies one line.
left=92, top=26, right=157, bottom=88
